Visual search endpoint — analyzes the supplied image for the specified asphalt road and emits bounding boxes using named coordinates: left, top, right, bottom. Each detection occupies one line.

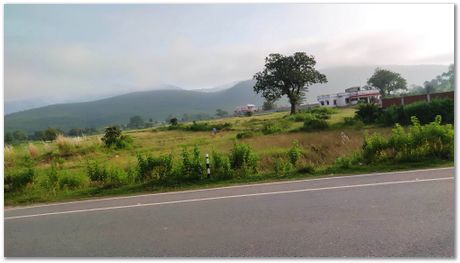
left=4, top=167, right=455, bottom=257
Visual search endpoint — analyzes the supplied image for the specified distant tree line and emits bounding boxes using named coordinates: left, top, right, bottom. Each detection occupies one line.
left=406, top=64, right=454, bottom=95
left=5, top=127, right=100, bottom=144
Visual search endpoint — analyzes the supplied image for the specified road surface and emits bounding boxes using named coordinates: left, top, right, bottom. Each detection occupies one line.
left=4, top=167, right=455, bottom=257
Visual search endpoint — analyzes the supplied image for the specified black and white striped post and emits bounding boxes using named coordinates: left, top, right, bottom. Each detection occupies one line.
left=205, top=153, right=211, bottom=179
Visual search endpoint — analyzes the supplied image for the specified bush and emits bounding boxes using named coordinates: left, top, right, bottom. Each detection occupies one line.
left=379, top=99, right=454, bottom=126
left=101, top=126, right=132, bottom=149
left=287, top=108, right=334, bottom=122
left=308, top=106, right=338, bottom=115
left=262, top=122, right=283, bottom=135
left=180, top=146, right=204, bottom=181
left=230, top=143, right=258, bottom=175
left=287, top=112, right=317, bottom=122
left=361, top=115, right=453, bottom=164
left=297, top=164, right=315, bottom=174
left=274, top=159, right=294, bottom=177
left=137, top=153, right=174, bottom=182
left=302, top=117, right=328, bottom=131
left=87, top=160, right=109, bottom=184
left=39, top=159, right=61, bottom=192
left=86, top=160, right=131, bottom=188
left=187, top=122, right=231, bottom=132
left=5, top=169, right=35, bottom=193
left=58, top=173, right=88, bottom=190
left=211, top=151, right=232, bottom=179
left=334, top=153, right=362, bottom=169
left=104, top=167, right=129, bottom=188
left=4, top=157, right=35, bottom=193
left=287, top=140, right=302, bottom=166
left=343, top=117, right=365, bottom=129
left=236, top=131, right=256, bottom=139
left=355, top=103, right=381, bottom=124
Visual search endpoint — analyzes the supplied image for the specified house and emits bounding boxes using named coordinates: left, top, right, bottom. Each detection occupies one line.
left=234, top=104, right=258, bottom=115
left=317, top=86, right=380, bottom=107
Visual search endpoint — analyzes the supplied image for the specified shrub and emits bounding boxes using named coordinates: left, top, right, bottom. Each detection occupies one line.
left=4, top=157, right=35, bottom=193
left=361, top=115, right=454, bottom=164
left=355, top=103, right=381, bottom=124
left=379, top=105, right=407, bottom=126
left=308, top=106, right=338, bottom=115
left=180, top=146, right=204, bottom=181
left=230, top=143, right=258, bottom=175
left=5, top=169, right=35, bottom=193
left=297, top=164, right=315, bottom=174
left=262, top=122, right=283, bottom=135
left=334, top=153, right=362, bottom=169
left=137, top=153, right=174, bottom=182
left=58, top=173, right=88, bottom=190
left=287, top=140, right=302, bottom=166
left=287, top=112, right=317, bottom=122
left=104, top=166, right=129, bottom=188
left=236, top=131, right=256, bottom=139
left=187, top=122, right=231, bottom=132
left=274, top=159, right=293, bottom=177
left=101, top=126, right=132, bottom=149
left=39, top=158, right=62, bottom=192
left=379, top=99, right=454, bottom=126
left=343, top=117, right=365, bottom=129
left=362, top=132, right=388, bottom=163
left=86, top=160, right=109, bottom=184
left=211, top=151, right=232, bottom=179
left=302, top=117, right=328, bottom=131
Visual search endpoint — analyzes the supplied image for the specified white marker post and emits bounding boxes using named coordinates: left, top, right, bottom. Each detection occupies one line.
left=205, top=153, right=211, bottom=179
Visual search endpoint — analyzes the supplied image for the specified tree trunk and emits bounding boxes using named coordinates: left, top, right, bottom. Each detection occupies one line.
left=290, top=103, right=296, bottom=115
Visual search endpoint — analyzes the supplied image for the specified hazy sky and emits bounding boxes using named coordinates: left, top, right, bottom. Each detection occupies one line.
left=5, top=4, right=454, bottom=101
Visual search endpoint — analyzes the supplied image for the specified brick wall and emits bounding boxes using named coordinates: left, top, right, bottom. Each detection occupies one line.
left=381, top=91, right=454, bottom=108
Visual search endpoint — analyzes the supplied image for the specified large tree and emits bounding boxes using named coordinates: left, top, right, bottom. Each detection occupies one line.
left=253, top=52, right=327, bottom=114
left=367, top=68, right=407, bottom=97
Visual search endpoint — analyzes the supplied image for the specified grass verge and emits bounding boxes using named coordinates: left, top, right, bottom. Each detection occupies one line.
left=5, top=159, right=453, bottom=207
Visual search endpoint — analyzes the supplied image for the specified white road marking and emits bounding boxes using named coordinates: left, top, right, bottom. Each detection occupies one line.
left=5, top=177, right=453, bottom=221
left=5, top=166, right=454, bottom=211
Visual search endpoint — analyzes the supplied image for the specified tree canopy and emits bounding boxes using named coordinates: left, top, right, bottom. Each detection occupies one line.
left=367, top=68, right=407, bottom=97
left=127, top=115, right=145, bottom=129
left=253, top=52, right=327, bottom=114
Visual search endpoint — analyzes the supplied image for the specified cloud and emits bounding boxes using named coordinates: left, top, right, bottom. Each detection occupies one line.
left=4, top=4, right=454, bottom=102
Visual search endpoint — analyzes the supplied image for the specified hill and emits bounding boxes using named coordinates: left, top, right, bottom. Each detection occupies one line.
left=5, top=80, right=263, bottom=134
left=5, top=64, right=449, bottom=134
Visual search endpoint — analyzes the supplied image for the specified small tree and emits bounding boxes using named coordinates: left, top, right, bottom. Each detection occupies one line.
left=101, top=126, right=131, bottom=149
left=169, top=117, right=178, bottom=126
left=254, top=52, right=327, bottom=114
left=127, top=115, right=145, bottom=129
left=215, top=109, right=228, bottom=118
left=367, top=68, right=407, bottom=97
left=43, top=127, right=63, bottom=141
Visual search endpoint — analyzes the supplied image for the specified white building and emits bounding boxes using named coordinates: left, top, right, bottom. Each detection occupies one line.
left=317, top=87, right=380, bottom=107
left=234, top=104, right=258, bottom=115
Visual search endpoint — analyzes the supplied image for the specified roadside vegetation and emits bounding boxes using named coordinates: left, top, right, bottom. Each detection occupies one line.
left=4, top=103, right=454, bottom=206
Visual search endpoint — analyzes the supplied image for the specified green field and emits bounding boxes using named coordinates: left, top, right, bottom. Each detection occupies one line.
left=4, top=107, right=453, bottom=206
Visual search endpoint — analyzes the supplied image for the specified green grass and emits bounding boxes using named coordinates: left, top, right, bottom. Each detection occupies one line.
left=5, top=159, right=453, bottom=207
left=5, top=106, right=452, bottom=207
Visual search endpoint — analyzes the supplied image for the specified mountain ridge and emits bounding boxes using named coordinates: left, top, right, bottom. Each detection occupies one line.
left=5, top=64, right=449, bottom=134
